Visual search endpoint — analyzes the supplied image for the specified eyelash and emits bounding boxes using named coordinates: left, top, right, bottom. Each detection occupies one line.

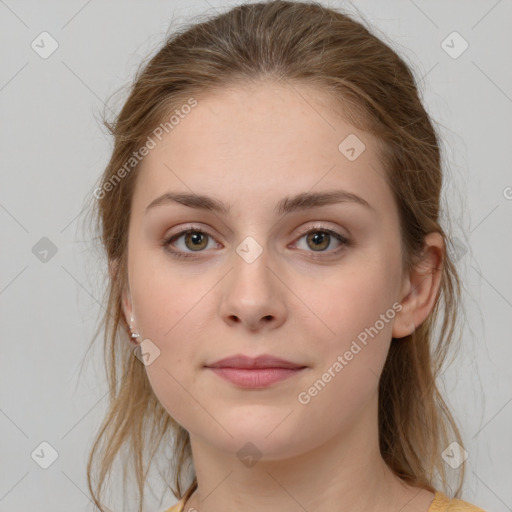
left=162, top=224, right=351, bottom=260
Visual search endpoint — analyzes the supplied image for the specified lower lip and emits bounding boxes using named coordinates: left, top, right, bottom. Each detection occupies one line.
left=207, top=367, right=305, bottom=388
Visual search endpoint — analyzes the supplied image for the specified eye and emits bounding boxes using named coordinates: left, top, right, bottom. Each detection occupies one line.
left=162, top=224, right=351, bottom=259
left=163, top=226, right=218, bottom=259
left=293, top=225, right=350, bottom=256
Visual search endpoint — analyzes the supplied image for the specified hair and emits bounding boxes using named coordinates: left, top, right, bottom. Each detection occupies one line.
left=84, top=1, right=467, bottom=510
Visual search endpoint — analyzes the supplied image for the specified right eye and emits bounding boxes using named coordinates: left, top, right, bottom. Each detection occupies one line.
left=163, top=227, right=219, bottom=259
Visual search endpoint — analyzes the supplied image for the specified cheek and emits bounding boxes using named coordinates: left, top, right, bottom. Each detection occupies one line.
left=128, top=259, right=218, bottom=424
left=130, top=249, right=207, bottom=345
left=133, top=280, right=204, bottom=372
left=303, top=257, right=400, bottom=403
left=291, top=273, right=398, bottom=438
left=316, top=261, right=400, bottom=344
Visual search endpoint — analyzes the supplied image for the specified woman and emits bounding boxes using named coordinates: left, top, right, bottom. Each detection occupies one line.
left=86, top=2, right=488, bottom=511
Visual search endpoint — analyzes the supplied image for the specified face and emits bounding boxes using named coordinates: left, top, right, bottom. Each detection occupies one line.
left=122, top=81, right=408, bottom=460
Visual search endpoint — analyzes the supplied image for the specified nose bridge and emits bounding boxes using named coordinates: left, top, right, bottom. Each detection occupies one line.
left=231, top=234, right=275, bottom=303
left=219, top=233, right=287, bottom=329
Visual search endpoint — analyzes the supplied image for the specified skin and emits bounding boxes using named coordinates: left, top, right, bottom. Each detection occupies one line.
left=120, top=81, right=444, bottom=512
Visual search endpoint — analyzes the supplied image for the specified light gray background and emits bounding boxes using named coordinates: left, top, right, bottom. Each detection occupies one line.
left=1, top=1, right=511, bottom=511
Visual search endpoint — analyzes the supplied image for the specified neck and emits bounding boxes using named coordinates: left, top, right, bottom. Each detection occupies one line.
left=182, top=393, right=430, bottom=512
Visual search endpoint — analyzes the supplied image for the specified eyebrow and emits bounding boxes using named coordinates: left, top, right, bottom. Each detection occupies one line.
left=145, top=189, right=375, bottom=216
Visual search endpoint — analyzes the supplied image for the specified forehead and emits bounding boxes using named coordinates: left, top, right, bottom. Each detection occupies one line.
left=132, top=81, right=395, bottom=218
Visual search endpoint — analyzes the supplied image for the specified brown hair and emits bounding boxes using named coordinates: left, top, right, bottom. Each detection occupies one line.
left=84, top=1, right=466, bottom=510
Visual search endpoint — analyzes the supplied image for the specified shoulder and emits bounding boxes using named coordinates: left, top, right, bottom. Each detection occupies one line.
left=429, top=491, right=488, bottom=512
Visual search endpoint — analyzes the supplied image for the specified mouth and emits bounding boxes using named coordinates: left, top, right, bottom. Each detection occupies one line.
left=204, top=354, right=308, bottom=389
left=206, top=367, right=306, bottom=388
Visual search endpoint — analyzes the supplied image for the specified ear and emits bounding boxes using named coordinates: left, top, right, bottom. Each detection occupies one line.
left=121, top=283, right=134, bottom=327
left=110, top=258, right=134, bottom=327
left=392, top=232, right=444, bottom=339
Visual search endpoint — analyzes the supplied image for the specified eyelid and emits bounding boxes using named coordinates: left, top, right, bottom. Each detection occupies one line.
left=294, top=222, right=349, bottom=240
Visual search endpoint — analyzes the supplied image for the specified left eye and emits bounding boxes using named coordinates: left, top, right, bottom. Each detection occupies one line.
left=294, top=229, right=349, bottom=253
left=163, top=226, right=350, bottom=259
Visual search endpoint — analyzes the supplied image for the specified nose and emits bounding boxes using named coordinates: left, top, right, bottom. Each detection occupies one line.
left=218, top=246, right=287, bottom=332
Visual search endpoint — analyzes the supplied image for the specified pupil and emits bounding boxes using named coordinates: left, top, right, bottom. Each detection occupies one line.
left=309, top=231, right=329, bottom=251
left=188, top=232, right=206, bottom=250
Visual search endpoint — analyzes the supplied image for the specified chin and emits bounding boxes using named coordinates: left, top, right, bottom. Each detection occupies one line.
left=194, top=417, right=312, bottom=462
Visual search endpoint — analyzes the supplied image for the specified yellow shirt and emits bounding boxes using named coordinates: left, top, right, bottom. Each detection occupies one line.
left=162, top=491, right=488, bottom=512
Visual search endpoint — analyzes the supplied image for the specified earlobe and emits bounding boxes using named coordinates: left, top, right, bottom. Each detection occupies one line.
left=114, top=261, right=141, bottom=344
left=121, top=284, right=133, bottom=326
left=392, top=232, right=444, bottom=339
left=392, top=286, right=417, bottom=339
left=110, top=258, right=133, bottom=326
left=121, top=285, right=141, bottom=344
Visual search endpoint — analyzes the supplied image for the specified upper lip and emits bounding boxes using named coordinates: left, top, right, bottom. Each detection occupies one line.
left=205, top=354, right=306, bottom=370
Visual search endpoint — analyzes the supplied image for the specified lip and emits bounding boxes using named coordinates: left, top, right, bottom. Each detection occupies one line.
left=205, top=354, right=307, bottom=389
left=206, top=354, right=306, bottom=370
